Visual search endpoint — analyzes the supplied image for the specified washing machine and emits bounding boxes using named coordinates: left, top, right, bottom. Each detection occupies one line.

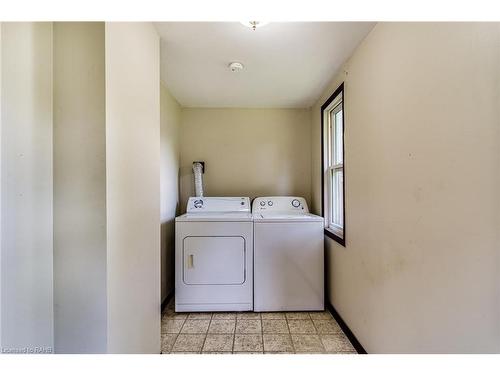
left=252, top=196, right=324, bottom=311
left=175, top=197, right=253, bottom=312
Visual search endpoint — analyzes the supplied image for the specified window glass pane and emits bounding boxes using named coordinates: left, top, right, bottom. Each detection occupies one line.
left=328, top=112, right=334, bottom=167
left=338, top=169, right=344, bottom=228
left=330, top=169, right=344, bottom=229
left=335, top=109, right=343, bottom=164
left=329, top=169, right=335, bottom=224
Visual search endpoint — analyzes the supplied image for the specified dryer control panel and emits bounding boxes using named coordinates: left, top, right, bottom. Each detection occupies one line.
left=187, top=197, right=250, bottom=213
left=252, top=196, right=309, bottom=213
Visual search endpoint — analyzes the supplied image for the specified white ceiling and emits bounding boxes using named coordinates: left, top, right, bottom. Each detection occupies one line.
left=155, top=22, right=375, bottom=108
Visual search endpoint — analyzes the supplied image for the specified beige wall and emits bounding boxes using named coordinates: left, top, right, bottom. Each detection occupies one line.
left=180, top=108, right=311, bottom=210
left=0, top=22, right=54, bottom=351
left=53, top=22, right=107, bottom=353
left=105, top=22, right=161, bottom=353
left=311, top=23, right=500, bottom=353
left=0, top=23, right=2, bottom=349
left=160, top=82, right=181, bottom=303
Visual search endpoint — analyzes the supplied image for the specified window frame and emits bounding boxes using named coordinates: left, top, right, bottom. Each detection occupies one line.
left=321, top=82, right=346, bottom=246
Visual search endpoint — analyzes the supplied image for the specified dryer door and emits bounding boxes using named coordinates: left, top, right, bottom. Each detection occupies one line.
left=183, top=236, right=246, bottom=285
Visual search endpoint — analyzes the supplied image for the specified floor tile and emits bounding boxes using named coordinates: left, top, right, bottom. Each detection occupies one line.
left=233, top=334, right=263, bottom=352
left=291, top=334, right=324, bottom=353
left=286, top=312, right=312, bottom=320
left=181, top=319, right=210, bottom=334
left=162, top=303, right=176, bottom=315
left=171, top=334, right=206, bottom=352
left=320, top=334, right=356, bottom=353
left=202, top=334, right=234, bottom=352
left=171, top=352, right=200, bottom=354
left=208, top=320, right=236, bottom=334
left=201, top=351, right=233, bottom=354
left=288, top=319, right=317, bottom=334
left=309, top=311, right=333, bottom=320
left=187, top=313, right=212, bottom=320
left=234, top=351, right=263, bottom=354
left=264, top=351, right=294, bottom=354
left=261, top=312, right=286, bottom=320
left=262, top=319, right=289, bottom=334
left=162, top=307, right=172, bottom=315
left=161, top=334, right=177, bottom=353
left=212, top=312, right=237, bottom=320
left=162, top=311, right=188, bottom=321
left=161, top=319, right=184, bottom=334
left=313, top=320, right=342, bottom=334
left=263, top=334, right=294, bottom=352
left=237, top=312, right=261, bottom=320
left=236, top=319, right=262, bottom=334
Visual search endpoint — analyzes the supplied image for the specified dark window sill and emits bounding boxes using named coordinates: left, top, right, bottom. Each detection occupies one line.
left=324, top=228, right=345, bottom=247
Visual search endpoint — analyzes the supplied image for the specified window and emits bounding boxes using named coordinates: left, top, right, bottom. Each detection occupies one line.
left=321, top=83, right=345, bottom=246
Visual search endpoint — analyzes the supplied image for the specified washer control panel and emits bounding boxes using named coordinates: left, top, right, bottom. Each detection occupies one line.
left=252, top=196, right=309, bottom=213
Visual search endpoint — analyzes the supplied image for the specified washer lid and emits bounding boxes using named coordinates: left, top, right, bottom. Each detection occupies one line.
left=253, top=212, right=324, bottom=223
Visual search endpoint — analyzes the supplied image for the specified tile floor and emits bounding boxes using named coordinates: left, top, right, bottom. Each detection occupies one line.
left=161, top=299, right=357, bottom=354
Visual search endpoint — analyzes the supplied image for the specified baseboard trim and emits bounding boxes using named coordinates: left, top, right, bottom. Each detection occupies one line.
left=161, top=290, right=174, bottom=312
left=327, top=303, right=367, bottom=354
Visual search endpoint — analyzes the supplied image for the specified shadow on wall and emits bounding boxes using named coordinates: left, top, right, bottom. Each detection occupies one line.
left=177, top=168, right=181, bottom=218
left=161, top=169, right=180, bottom=304
left=161, top=218, right=176, bottom=303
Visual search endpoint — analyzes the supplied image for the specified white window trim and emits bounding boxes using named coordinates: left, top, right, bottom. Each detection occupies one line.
left=323, top=91, right=344, bottom=240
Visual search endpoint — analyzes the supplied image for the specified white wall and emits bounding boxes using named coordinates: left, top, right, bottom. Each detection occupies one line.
left=311, top=23, right=500, bottom=353
left=180, top=108, right=311, bottom=210
left=160, top=82, right=180, bottom=303
left=0, top=22, right=54, bottom=351
left=53, top=22, right=107, bottom=353
left=105, top=22, right=161, bottom=354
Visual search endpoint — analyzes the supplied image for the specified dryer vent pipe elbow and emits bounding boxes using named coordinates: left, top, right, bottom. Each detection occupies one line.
left=192, top=162, right=204, bottom=197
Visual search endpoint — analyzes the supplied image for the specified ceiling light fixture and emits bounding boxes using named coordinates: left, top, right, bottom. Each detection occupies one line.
left=228, top=62, right=244, bottom=72
left=240, top=21, right=269, bottom=31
